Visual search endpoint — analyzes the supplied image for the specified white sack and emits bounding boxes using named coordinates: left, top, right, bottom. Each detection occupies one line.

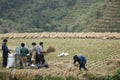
left=6, top=54, right=15, bottom=68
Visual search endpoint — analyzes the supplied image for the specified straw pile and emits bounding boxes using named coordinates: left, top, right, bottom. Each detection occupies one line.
left=0, top=32, right=120, bottom=39
left=47, top=46, right=56, bottom=53
left=10, top=60, right=82, bottom=79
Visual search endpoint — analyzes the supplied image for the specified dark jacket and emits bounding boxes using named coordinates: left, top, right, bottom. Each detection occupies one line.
left=74, top=55, right=86, bottom=64
left=20, top=47, right=29, bottom=57
left=2, top=43, right=10, bottom=57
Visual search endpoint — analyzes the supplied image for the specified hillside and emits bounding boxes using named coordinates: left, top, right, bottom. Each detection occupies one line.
left=0, top=0, right=119, bottom=33
left=92, top=0, right=120, bottom=32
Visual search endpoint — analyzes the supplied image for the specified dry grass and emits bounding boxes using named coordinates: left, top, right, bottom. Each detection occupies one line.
left=0, top=32, right=120, bottom=39
left=0, top=38, right=120, bottom=79
left=10, top=60, right=83, bottom=79
left=107, top=59, right=120, bottom=71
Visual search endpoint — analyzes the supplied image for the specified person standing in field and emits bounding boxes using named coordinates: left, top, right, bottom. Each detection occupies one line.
left=20, top=43, right=29, bottom=68
left=2, top=39, right=10, bottom=68
left=37, top=42, right=47, bottom=65
left=29, top=42, right=39, bottom=67
left=73, top=55, right=88, bottom=71
left=36, top=42, right=49, bottom=68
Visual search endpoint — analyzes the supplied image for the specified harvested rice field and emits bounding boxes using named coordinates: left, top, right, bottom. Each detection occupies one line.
left=0, top=38, right=120, bottom=80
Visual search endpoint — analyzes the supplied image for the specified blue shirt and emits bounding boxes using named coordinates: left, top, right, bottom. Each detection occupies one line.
left=38, top=46, right=43, bottom=55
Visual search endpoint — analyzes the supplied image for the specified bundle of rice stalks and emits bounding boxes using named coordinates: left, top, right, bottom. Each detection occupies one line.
left=47, top=46, right=56, bottom=53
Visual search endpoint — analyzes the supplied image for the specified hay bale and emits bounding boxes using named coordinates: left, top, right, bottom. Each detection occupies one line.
left=47, top=46, right=56, bottom=53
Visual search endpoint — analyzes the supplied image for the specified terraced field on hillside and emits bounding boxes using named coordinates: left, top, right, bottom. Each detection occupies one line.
left=92, top=0, right=120, bottom=32
left=58, top=0, right=107, bottom=31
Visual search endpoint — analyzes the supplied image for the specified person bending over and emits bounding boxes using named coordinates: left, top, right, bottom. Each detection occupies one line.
left=73, top=55, right=88, bottom=71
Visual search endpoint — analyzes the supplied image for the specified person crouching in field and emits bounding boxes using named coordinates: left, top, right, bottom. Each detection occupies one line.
left=20, top=43, right=29, bottom=68
left=73, top=55, right=88, bottom=71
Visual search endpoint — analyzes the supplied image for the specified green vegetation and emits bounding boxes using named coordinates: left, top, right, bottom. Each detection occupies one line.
left=0, top=73, right=78, bottom=80
left=0, top=0, right=109, bottom=33
left=86, top=69, right=120, bottom=80
left=0, top=72, right=9, bottom=80
left=65, top=76, right=79, bottom=80
left=92, top=0, right=120, bottom=32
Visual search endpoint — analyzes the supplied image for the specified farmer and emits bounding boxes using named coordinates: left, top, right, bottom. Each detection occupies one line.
left=29, top=42, right=39, bottom=67
left=20, top=43, right=29, bottom=68
left=37, top=42, right=47, bottom=65
left=36, top=42, right=49, bottom=68
left=15, top=45, right=22, bottom=68
left=73, top=55, right=88, bottom=71
left=2, top=39, right=11, bottom=68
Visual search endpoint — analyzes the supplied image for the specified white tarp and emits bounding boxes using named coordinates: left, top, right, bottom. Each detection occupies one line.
left=57, top=52, right=69, bottom=57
